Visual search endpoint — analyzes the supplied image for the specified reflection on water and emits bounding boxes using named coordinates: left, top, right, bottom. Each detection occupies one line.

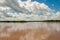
left=47, top=22, right=60, bottom=32
left=0, top=22, right=49, bottom=32
left=0, top=22, right=60, bottom=40
left=0, top=22, right=60, bottom=32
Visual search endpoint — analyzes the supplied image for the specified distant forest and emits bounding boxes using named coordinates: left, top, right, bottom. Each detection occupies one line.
left=0, top=20, right=60, bottom=23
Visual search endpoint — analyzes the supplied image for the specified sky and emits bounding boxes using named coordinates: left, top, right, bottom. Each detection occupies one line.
left=32, top=0, right=60, bottom=12
left=20, top=0, right=60, bottom=12
left=0, top=0, right=60, bottom=21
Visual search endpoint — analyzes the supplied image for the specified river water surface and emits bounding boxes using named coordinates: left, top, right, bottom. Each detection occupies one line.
left=0, top=22, right=60, bottom=40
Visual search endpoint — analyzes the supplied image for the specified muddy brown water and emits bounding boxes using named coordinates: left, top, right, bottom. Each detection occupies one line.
left=0, top=22, right=60, bottom=40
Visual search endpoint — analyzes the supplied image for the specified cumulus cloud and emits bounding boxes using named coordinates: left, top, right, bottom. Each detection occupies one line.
left=50, top=12, right=60, bottom=20
left=18, top=0, right=51, bottom=14
left=0, top=0, right=60, bottom=21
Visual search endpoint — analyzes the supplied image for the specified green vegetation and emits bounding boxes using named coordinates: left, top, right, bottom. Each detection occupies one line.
left=43, top=20, right=60, bottom=22
left=0, top=20, right=60, bottom=23
left=0, top=21, right=28, bottom=23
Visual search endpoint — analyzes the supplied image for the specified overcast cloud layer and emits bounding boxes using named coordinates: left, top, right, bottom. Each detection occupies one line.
left=0, top=0, right=60, bottom=21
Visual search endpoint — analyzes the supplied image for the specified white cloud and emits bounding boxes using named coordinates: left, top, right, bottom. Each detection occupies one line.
left=50, top=12, right=60, bottom=20
left=18, top=0, right=51, bottom=14
left=0, top=0, right=60, bottom=20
